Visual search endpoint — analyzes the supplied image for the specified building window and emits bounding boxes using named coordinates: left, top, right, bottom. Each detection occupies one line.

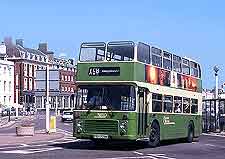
left=29, top=78, right=32, bottom=90
left=4, top=67, right=6, bottom=74
left=34, top=65, right=37, bottom=77
left=65, top=76, right=67, bottom=81
left=68, top=76, right=70, bottom=81
left=62, top=87, right=64, bottom=92
left=24, top=64, right=27, bottom=76
left=9, top=68, right=12, bottom=76
left=4, top=81, right=6, bottom=92
left=61, top=75, right=64, bottom=81
left=9, top=81, right=11, bottom=92
left=71, top=76, right=73, bottom=81
left=29, top=64, right=33, bottom=77
left=24, top=78, right=27, bottom=90
left=68, top=87, right=70, bottom=92
left=71, top=87, right=74, bottom=92
left=4, top=96, right=6, bottom=104
left=65, top=87, right=67, bottom=91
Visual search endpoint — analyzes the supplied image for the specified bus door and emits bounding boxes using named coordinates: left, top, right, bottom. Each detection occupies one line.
left=138, top=88, right=148, bottom=136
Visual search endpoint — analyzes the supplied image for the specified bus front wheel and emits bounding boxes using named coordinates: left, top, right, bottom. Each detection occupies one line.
left=148, top=122, right=160, bottom=147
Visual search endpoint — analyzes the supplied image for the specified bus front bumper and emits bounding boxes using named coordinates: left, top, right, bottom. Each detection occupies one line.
left=75, top=133, right=138, bottom=141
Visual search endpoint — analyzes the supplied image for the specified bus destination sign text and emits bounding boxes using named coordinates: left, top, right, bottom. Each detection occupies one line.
left=88, top=67, right=120, bottom=76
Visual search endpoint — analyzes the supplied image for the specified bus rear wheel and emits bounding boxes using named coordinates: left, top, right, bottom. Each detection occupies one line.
left=148, top=122, right=160, bottom=147
left=187, top=124, right=194, bottom=143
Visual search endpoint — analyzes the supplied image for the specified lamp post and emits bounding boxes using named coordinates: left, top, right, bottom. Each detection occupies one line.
left=214, top=65, right=219, bottom=99
left=214, top=65, right=219, bottom=130
left=46, top=63, right=50, bottom=133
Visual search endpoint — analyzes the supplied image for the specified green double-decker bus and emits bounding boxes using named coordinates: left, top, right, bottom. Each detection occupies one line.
left=73, top=41, right=202, bottom=147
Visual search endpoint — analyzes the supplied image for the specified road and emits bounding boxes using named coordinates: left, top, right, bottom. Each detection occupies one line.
left=1, top=111, right=225, bottom=158
left=0, top=134, right=224, bottom=159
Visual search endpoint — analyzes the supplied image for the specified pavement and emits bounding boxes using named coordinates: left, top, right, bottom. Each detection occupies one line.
left=0, top=130, right=65, bottom=146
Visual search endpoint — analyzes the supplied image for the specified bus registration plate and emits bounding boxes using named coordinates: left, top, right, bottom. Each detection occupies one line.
left=93, top=134, right=109, bottom=139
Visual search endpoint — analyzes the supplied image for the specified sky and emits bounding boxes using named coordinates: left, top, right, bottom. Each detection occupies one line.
left=0, top=0, right=225, bottom=89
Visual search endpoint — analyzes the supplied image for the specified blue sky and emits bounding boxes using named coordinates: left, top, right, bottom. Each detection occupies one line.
left=1, top=0, right=225, bottom=89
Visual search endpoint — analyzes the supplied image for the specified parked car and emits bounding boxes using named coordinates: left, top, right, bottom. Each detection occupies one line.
left=61, top=111, right=73, bottom=122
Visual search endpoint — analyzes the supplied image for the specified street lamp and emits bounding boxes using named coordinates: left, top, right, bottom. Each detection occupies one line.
left=213, top=65, right=219, bottom=99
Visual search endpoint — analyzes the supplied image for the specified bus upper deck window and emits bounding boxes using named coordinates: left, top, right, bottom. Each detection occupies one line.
left=151, top=47, right=162, bottom=67
left=163, top=51, right=172, bottom=70
left=173, top=55, right=182, bottom=73
left=182, top=58, right=190, bottom=75
left=137, top=42, right=150, bottom=64
left=79, top=42, right=106, bottom=62
left=107, top=41, right=134, bottom=61
left=190, top=61, right=198, bottom=77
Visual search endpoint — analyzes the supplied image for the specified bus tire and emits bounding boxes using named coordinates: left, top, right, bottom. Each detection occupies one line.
left=187, top=124, right=194, bottom=143
left=148, top=122, right=160, bottom=147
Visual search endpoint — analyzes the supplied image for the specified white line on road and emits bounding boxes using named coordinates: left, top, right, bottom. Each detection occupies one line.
left=133, top=151, right=143, bottom=155
left=202, top=133, right=225, bottom=138
left=96, top=156, right=158, bottom=159
left=57, top=128, right=73, bottom=135
left=149, top=154, right=176, bottom=159
left=205, top=144, right=216, bottom=147
left=20, top=144, right=29, bottom=147
left=1, top=147, right=62, bottom=154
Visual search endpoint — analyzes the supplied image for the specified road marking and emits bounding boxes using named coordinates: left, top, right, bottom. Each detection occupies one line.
left=202, top=133, right=225, bottom=138
left=20, top=144, right=29, bottom=147
left=133, top=151, right=143, bottom=155
left=1, top=147, right=62, bottom=154
left=96, top=157, right=157, bottom=159
left=57, top=128, right=73, bottom=135
left=97, top=154, right=176, bottom=159
left=205, top=144, right=216, bottom=147
left=149, top=154, right=176, bottom=159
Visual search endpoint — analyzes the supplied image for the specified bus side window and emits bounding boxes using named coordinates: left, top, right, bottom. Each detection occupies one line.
left=183, top=98, right=190, bottom=113
left=163, top=95, right=173, bottom=113
left=174, top=96, right=182, bottom=113
left=137, top=42, right=150, bottom=64
left=182, top=58, right=190, bottom=75
left=151, top=47, right=162, bottom=67
left=191, top=99, right=198, bottom=114
left=152, top=93, right=162, bottom=112
left=173, top=55, right=182, bottom=73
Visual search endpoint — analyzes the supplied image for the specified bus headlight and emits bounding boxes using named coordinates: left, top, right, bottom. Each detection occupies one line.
left=77, top=120, right=83, bottom=133
left=120, top=120, right=128, bottom=135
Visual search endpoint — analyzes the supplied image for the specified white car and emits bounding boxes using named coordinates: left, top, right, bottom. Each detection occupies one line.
left=61, top=111, right=73, bottom=122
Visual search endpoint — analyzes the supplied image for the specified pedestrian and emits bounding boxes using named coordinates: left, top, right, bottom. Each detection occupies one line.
left=219, top=110, right=225, bottom=132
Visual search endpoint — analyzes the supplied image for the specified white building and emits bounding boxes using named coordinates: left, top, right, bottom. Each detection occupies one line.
left=0, top=59, right=14, bottom=110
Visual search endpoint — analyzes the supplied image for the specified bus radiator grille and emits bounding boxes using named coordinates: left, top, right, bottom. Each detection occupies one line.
left=84, top=120, right=118, bottom=134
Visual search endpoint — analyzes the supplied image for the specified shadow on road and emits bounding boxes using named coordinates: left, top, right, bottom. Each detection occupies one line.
left=50, top=139, right=187, bottom=151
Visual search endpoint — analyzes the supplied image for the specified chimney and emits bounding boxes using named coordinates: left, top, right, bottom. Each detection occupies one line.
left=4, top=37, right=12, bottom=45
left=16, top=39, right=24, bottom=47
left=38, top=43, right=48, bottom=53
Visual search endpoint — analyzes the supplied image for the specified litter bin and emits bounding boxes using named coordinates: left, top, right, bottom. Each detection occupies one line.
left=49, top=116, right=56, bottom=133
